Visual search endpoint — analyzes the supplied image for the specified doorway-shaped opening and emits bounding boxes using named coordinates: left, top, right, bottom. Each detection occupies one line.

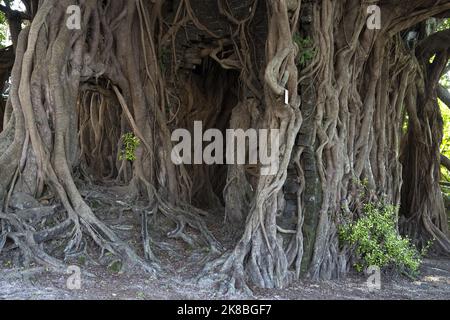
left=77, top=78, right=123, bottom=182
left=173, top=57, right=242, bottom=211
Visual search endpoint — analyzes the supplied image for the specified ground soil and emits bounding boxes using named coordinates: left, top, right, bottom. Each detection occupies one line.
left=1, top=257, right=449, bottom=300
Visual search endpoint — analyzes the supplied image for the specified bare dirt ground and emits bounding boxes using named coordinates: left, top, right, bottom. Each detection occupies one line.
left=0, top=258, right=449, bottom=300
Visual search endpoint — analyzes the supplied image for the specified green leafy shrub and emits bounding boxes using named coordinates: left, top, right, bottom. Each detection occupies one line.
left=340, top=202, right=422, bottom=276
left=293, top=34, right=315, bottom=67
left=440, top=101, right=450, bottom=181
left=119, top=132, right=140, bottom=161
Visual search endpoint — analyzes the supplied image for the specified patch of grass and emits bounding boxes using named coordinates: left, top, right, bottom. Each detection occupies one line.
left=136, top=291, right=146, bottom=300
left=108, top=260, right=122, bottom=274
left=78, top=255, right=86, bottom=266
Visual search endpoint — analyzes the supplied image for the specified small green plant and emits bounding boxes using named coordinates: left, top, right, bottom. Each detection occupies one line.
left=119, top=132, right=140, bottom=161
left=136, top=291, right=146, bottom=300
left=108, top=260, right=122, bottom=273
left=78, top=255, right=86, bottom=266
left=340, top=202, right=422, bottom=276
left=293, top=34, right=316, bottom=67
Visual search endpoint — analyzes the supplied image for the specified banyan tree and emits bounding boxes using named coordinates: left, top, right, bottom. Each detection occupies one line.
left=0, top=0, right=449, bottom=293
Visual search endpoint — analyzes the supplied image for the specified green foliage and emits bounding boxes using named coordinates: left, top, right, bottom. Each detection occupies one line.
left=437, top=18, right=450, bottom=31
left=108, top=260, right=122, bottom=273
left=119, top=132, right=140, bottom=162
left=78, top=255, right=86, bottom=266
left=441, top=103, right=450, bottom=171
left=293, top=34, right=315, bottom=67
left=0, top=11, right=8, bottom=48
left=0, top=0, right=20, bottom=48
left=340, top=202, right=423, bottom=276
left=442, top=73, right=450, bottom=89
left=136, top=292, right=146, bottom=300
left=437, top=19, right=450, bottom=199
